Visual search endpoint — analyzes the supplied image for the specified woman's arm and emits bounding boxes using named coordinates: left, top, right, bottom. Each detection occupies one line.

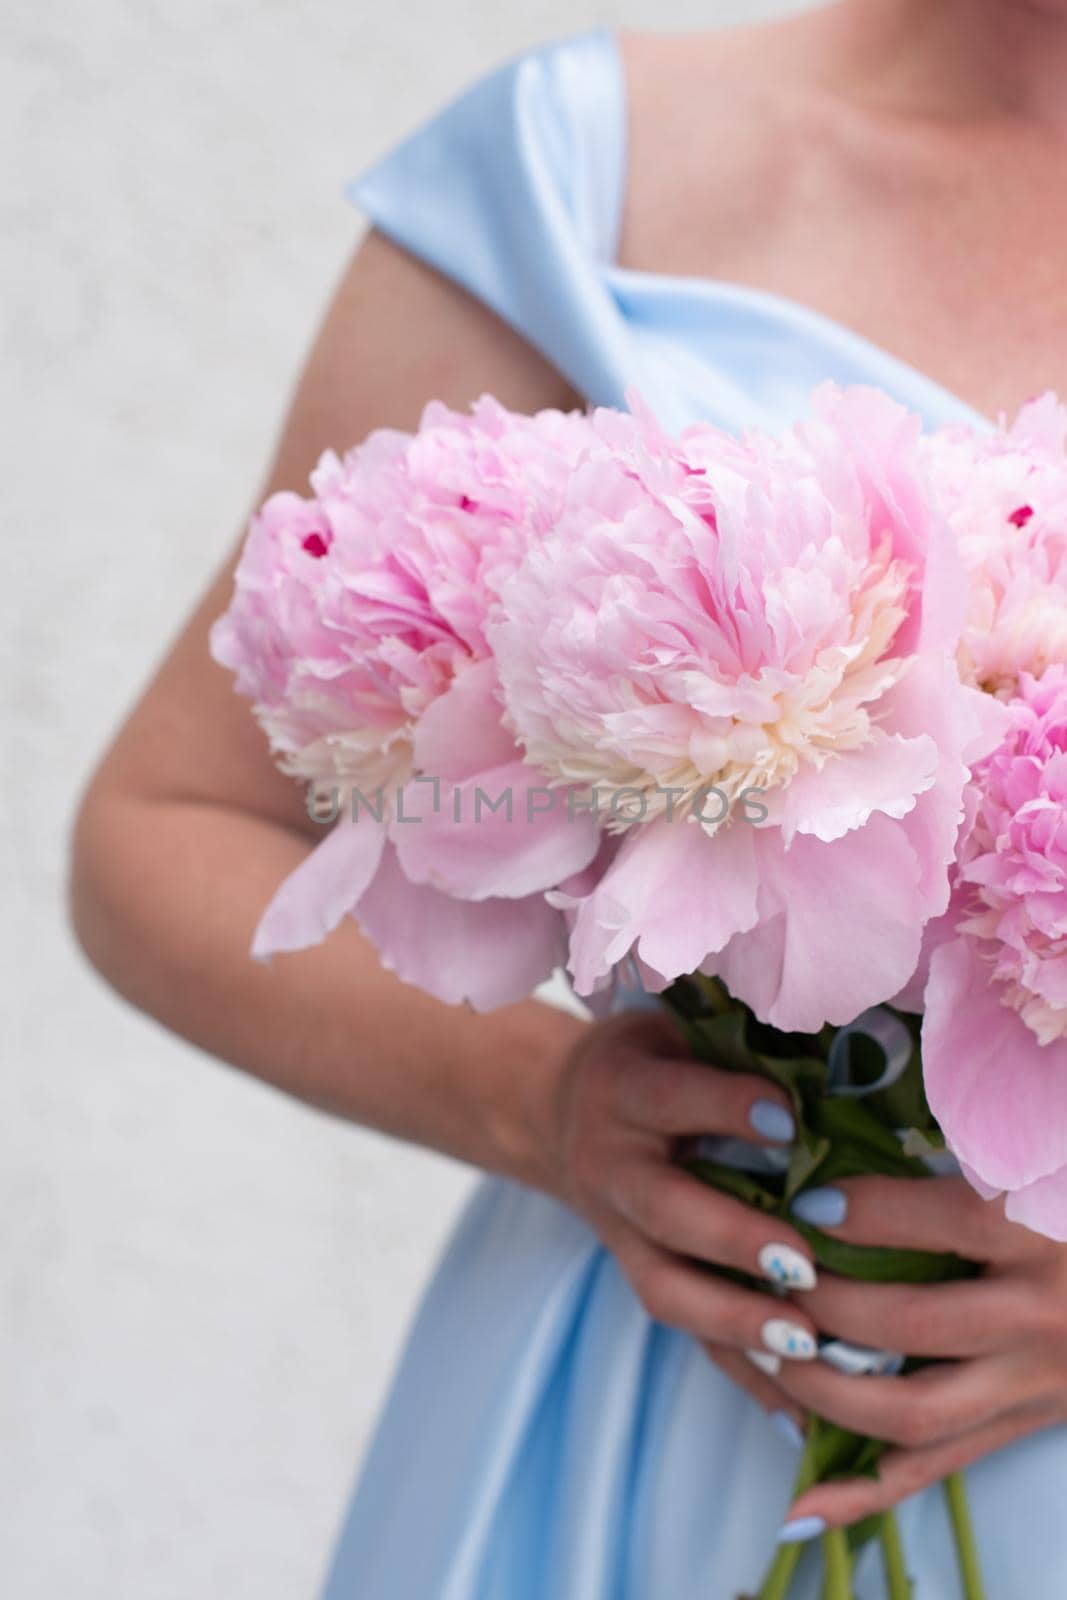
left=67, top=227, right=587, bottom=1192
left=66, top=220, right=830, bottom=1415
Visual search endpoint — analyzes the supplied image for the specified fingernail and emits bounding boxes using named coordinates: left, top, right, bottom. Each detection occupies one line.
left=761, top=1318, right=817, bottom=1360
left=818, top=1339, right=905, bottom=1377
left=745, top=1347, right=781, bottom=1377
left=749, top=1100, right=795, bottom=1143
left=777, top=1515, right=827, bottom=1545
left=770, top=1410, right=806, bottom=1449
left=790, top=1186, right=848, bottom=1228
left=757, top=1242, right=817, bottom=1291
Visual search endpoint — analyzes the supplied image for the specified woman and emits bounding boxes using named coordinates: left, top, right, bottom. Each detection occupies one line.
left=69, top=1, right=1067, bottom=1594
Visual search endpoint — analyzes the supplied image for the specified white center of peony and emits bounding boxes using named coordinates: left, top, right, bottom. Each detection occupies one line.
left=522, top=553, right=913, bottom=833
left=262, top=714, right=415, bottom=801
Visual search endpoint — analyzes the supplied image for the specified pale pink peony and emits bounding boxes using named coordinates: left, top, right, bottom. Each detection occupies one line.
left=210, top=395, right=596, bottom=790
left=922, top=666, right=1067, bottom=1239
left=894, top=395, right=1067, bottom=1015
left=209, top=396, right=600, bottom=1007
left=921, top=393, right=1067, bottom=697
left=490, top=385, right=1004, bottom=1031
left=899, top=394, right=1067, bottom=1235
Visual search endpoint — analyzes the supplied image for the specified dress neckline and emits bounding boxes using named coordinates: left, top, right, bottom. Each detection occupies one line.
left=593, top=25, right=995, bottom=433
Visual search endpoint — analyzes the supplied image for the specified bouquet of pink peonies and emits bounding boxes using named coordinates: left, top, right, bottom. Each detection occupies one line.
left=211, top=381, right=1067, bottom=1599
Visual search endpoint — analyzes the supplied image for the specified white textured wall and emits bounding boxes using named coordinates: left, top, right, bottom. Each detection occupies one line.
left=5, top=2, right=812, bottom=1596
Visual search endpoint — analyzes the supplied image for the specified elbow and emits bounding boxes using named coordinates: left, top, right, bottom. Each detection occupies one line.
left=67, top=773, right=136, bottom=988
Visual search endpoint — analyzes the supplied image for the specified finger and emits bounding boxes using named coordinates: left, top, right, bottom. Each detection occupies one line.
left=589, top=1006, right=695, bottom=1060
left=790, top=1174, right=1041, bottom=1264
left=770, top=1352, right=1038, bottom=1449
left=784, top=1397, right=1049, bottom=1530
left=701, top=1342, right=807, bottom=1435
left=613, top=1153, right=818, bottom=1289
left=801, top=1273, right=1047, bottom=1359
left=620, top=1236, right=819, bottom=1361
left=614, top=1052, right=796, bottom=1145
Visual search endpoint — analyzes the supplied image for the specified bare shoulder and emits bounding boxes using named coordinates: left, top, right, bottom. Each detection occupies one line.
left=72, top=225, right=579, bottom=843
left=612, top=15, right=848, bottom=278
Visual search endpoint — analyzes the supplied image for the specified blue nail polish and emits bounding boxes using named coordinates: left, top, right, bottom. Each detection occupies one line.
left=749, top=1100, right=795, bottom=1143
left=777, top=1515, right=827, bottom=1545
left=791, top=1186, right=848, bottom=1228
left=769, top=1411, right=805, bottom=1450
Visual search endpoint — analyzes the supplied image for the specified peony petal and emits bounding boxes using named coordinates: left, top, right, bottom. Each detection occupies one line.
left=957, top=1159, right=1002, bottom=1202
left=768, top=731, right=938, bottom=845
left=391, top=759, right=600, bottom=901
left=566, top=815, right=760, bottom=995
left=411, top=659, right=518, bottom=781
left=1004, top=1167, right=1067, bottom=1243
left=251, top=816, right=385, bottom=958
left=880, top=658, right=1008, bottom=914
left=710, top=815, right=926, bottom=1031
left=888, top=890, right=967, bottom=1012
left=811, top=381, right=965, bottom=655
left=354, top=843, right=565, bottom=1009
left=923, top=937, right=1067, bottom=1193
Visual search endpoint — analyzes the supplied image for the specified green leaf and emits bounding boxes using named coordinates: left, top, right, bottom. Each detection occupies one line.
left=809, top=1419, right=869, bottom=1478
left=804, top=1098, right=930, bottom=1176
left=660, top=974, right=742, bottom=1022
left=793, top=1219, right=977, bottom=1283
left=783, top=1126, right=834, bottom=1204
left=674, top=1008, right=758, bottom=1076
left=680, top=1157, right=782, bottom=1215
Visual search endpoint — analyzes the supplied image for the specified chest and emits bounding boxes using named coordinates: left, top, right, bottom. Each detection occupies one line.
left=621, top=118, right=1067, bottom=423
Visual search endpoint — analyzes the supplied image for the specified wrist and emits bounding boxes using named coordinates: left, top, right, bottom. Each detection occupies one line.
left=480, top=1000, right=587, bottom=1198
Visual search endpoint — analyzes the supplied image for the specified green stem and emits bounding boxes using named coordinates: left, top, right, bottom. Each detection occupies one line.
left=878, top=1507, right=911, bottom=1599
left=757, top=1541, right=804, bottom=1600
left=820, top=1526, right=853, bottom=1600
left=943, top=1472, right=986, bottom=1600
left=756, top=1415, right=821, bottom=1600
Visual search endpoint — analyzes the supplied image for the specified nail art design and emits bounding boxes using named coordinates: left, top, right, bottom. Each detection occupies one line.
left=745, top=1347, right=782, bottom=1378
left=818, top=1339, right=905, bottom=1377
left=757, top=1242, right=817, bottom=1291
left=761, top=1318, right=817, bottom=1360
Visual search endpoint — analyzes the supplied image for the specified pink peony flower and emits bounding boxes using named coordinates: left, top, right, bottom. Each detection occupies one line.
left=923, top=665, right=1067, bottom=1239
left=209, top=396, right=600, bottom=1008
left=894, top=397, right=1067, bottom=1013
left=922, top=393, right=1067, bottom=697
left=490, top=385, right=1003, bottom=1031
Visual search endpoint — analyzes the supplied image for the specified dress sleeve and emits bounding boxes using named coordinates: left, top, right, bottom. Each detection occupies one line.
left=343, top=28, right=631, bottom=406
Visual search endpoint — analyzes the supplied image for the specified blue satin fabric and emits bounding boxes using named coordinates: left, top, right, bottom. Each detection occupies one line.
left=322, top=28, right=1064, bottom=1599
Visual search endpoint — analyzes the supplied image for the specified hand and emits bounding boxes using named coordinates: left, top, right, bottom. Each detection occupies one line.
left=769, top=1174, right=1067, bottom=1533
left=548, top=1009, right=817, bottom=1408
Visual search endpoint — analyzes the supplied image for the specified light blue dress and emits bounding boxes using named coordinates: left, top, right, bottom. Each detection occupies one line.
left=321, top=28, right=1066, bottom=1598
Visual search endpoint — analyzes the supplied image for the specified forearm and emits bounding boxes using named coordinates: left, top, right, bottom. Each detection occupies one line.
left=69, top=789, right=586, bottom=1193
